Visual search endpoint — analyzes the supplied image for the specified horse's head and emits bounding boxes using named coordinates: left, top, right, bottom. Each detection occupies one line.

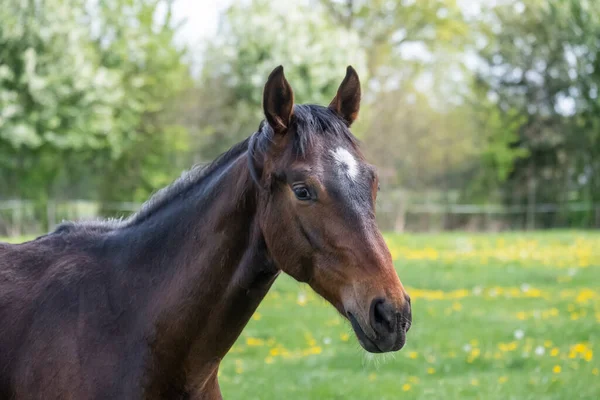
left=251, top=66, right=411, bottom=353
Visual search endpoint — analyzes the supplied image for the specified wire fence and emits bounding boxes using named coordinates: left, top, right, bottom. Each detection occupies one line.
left=376, top=201, right=600, bottom=232
left=2, top=193, right=599, bottom=238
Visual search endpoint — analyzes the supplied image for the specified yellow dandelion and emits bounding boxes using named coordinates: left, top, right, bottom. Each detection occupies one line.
left=573, top=343, right=587, bottom=353
left=368, top=373, right=377, bottom=382
left=402, top=384, right=411, bottom=392
left=302, top=346, right=322, bottom=356
left=570, top=313, right=580, bottom=320
left=264, top=356, right=275, bottom=364
left=498, top=376, right=508, bottom=384
left=470, top=378, right=479, bottom=386
left=252, top=312, right=262, bottom=321
left=427, top=368, right=436, bottom=374
left=408, top=351, right=418, bottom=359
left=592, top=368, right=599, bottom=376
left=269, top=348, right=280, bottom=356
left=246, top=337, right=264, bottom=347
left=584, top=350, right=593, bottom=362
left=550, top=348, right=559, bottom=357
left=340, top=333, right=350, bottom=342
left=553, top=365, right=561, bottom=374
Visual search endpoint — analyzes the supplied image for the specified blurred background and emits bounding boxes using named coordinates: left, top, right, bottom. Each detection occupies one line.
left=1, top=1, right=599, bottom=399
left=2, top=0, right=600, bottom=235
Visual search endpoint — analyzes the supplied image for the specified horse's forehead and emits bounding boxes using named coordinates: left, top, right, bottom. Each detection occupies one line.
left=322, top=145, right=372, bottom=210
left=329, top=147, right=360, bottom=182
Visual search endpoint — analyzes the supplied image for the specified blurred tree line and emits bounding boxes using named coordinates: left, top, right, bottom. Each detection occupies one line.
left=0, top=0, right=599, bottom=230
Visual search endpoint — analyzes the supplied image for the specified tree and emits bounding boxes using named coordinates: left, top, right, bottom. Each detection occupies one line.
left=90, top=0, right=192, bottom=209
left=0, top=0, right=191, bottom=225
left=319, top=0, right=480, bottom=193
left=0, top=0, right=125, bottom=200
left=194, top=0, right=368, bottom=157
left=477, top=0, right=600, bottom=226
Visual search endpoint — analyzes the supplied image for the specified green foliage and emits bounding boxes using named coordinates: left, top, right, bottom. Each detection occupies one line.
left=0, top=0, right=123, bottom=152
left=196, top=0, right=368, bottom=156
left=90, top=0, right=193, bottom=206
left=477, top=0, right=600, bottom=214
left=2, top=0, right=599, bottom=230
left=0, top=0, right=191, bottom=222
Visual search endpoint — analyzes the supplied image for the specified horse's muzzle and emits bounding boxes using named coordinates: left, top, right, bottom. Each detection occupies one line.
left=347, top=295, right=411, bottom=353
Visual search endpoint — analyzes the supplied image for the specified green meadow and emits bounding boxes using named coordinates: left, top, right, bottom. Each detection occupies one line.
left=4, top=232, right=599, bottom=399
left=220, top=232, right=599, bottom=399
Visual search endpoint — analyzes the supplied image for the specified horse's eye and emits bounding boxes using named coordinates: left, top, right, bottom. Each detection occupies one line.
left=293, top=185, right=312, bottom=201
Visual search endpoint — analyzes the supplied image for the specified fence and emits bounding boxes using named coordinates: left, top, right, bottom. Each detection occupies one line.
left=376, top=201, right=600, bottom=232
left=0, top=200, right=138, bottom=237
left=1, top=196, right=599, bottom=237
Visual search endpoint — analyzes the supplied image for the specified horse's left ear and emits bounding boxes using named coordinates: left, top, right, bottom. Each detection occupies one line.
left=329, top=66, right=361, bottom=126
left=263, top=65, right=294, bottom=135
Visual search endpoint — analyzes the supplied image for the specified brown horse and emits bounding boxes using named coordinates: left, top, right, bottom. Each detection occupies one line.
left=0, top=66, right=411, bottom=399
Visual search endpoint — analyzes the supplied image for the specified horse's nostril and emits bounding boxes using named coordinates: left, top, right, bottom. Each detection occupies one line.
left=371, top=298, right=395, bottom=334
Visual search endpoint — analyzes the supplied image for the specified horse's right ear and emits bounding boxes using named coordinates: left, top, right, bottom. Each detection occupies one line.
left=263, top=66, right=294, bottom=135
left=329, top=66, right=361, bottom=126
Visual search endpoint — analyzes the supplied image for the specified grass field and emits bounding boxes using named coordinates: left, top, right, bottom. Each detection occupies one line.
left=3, top=232, right=599, bottom=399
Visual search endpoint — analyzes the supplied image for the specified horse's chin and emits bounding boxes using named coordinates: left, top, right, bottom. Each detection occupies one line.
left=347, top=311, right=407, bottom=353
left=347, top=312, right=383, bottom=353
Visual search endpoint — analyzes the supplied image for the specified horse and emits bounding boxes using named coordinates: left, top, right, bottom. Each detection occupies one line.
left=0, top=66, right=411, bottom=399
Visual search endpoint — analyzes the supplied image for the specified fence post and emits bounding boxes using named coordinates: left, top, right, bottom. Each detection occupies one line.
left=526, top=165, right=536, bottom=230
left=394, top=199, right=406, bottom=233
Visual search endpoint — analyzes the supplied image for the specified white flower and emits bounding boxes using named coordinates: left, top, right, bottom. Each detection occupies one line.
left=514, top=329, right=525, bottom=340
left=296, top=293, right=307, bottom=306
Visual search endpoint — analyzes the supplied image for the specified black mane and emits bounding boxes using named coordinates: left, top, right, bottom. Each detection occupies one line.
left=254, top=104, right=357, bottom=157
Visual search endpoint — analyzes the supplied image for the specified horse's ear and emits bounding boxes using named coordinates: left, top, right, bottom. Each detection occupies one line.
left=263, top=65, right=294, bottom=135
left=329, top=66, right=361, bottom=126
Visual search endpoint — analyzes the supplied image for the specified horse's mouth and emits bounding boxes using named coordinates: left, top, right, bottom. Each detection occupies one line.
left=347, top=311, right=383, bottom=353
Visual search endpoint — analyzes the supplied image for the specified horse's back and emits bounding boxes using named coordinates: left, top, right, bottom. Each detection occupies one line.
left=0, top=235, right=76, bottom=397
left=0, top=233, right=143, bottom=399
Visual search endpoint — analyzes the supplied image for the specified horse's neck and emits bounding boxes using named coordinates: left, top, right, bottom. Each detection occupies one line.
left=119, top=153, right=279, bottom=391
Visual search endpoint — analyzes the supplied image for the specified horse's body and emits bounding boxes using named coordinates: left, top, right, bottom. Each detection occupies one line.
left=0, top=141, right=272, bottom=399
left=0, top=67, right=411, bottom=399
